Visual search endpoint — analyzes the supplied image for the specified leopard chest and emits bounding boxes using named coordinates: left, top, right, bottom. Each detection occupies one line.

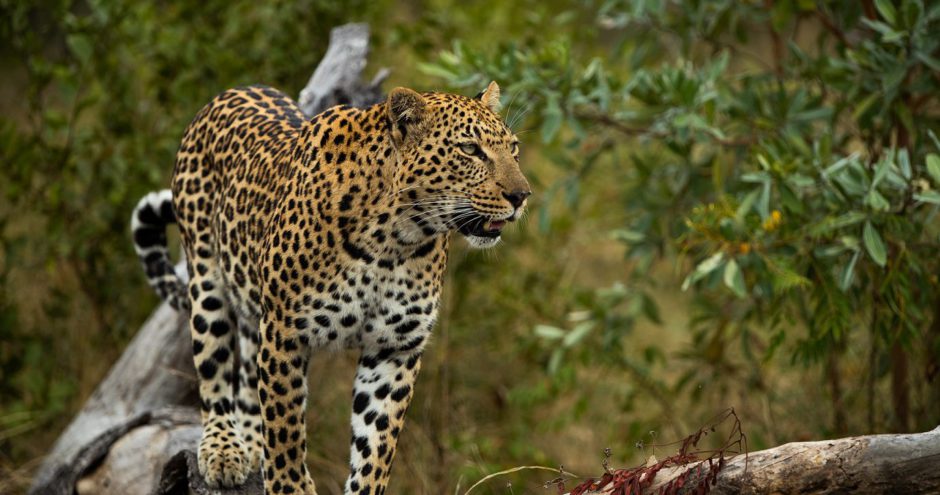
left=298, top=263, right=442, bottom=354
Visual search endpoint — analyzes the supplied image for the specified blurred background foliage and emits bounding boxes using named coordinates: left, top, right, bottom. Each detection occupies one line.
left=2, top=0, right=939, bottom=493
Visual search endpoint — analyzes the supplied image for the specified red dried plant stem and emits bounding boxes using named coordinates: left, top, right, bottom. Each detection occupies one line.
left=564, top=409, right=747, bottom=495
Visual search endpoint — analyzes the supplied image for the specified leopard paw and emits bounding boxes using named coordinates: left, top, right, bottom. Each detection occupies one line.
left=304, top=473, right=318, bottom=495
left=243, top=433, right=264, bottom=474
left=197, top=429, right=250, bottom=488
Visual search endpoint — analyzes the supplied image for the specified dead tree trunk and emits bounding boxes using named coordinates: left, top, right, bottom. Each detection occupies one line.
left=566, top=426, right=940, bottom=494
left=28, top=22, right=387, bottom=495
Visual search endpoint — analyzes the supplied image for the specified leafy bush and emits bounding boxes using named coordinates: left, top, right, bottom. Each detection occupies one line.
left=424, top=0, right=940, bottom=436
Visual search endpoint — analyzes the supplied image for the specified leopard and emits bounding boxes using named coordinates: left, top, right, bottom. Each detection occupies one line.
left=130, top=81, right=530, bottom=494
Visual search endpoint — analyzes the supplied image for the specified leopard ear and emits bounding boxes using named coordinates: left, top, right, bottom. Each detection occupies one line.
left=387, top=87, right=427, bottom=147
left=476, top=81, right=501, bottom=112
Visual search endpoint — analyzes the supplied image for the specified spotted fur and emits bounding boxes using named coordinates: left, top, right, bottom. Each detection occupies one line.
left=132, top=189, right=189, bottom=311
left=131, top=81, right=529, bottom=494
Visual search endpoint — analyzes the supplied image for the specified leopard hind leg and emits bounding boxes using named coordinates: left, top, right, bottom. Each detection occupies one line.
left=186, top=256, right=252, bottom=488
left=235, top=318, right=264, bottom=474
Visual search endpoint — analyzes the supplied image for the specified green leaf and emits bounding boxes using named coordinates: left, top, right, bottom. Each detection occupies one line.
left=839, top=250, right=861, bottom=291
left=758, top=180, right=771, bottom=219
left=914, top=190, right=940, bottom=205
left=840, top=235, right=860, bottom=250
left=66, top=33, right=93, bottom=65
left=766, top=256, right=811, bottom=291
left=723, top=259, right=747, bottom=298
left=929, top=130, right=940, bottom=151
left=596, top=282, right=628, bottom=301
left=611, top=228, right=645, bottom=243
left=791, top=106, right=833, bottom=123
left=926, top=154, right=940, bottom=185
left=438, top=49, right=461, bottom=67
left=735, top=188, right=760, bottom=220
left=875, top=0, right=897, bottom=24
left=822, top=154, right=856, bottom=178
left=562, top=322, right=594, bottom=348
left=866, top=190, right=890, bottom=211
left=682, top=252, right=725, bottom=291
left=871, top=157, right=891, bottom=189
left=862, top=19, right=905, bottom=43
left=852, top=93, right=879, bottom=121
left=416, top=62, right=458, bottom=81
left=916, top=52, right=940, bottom=72
left=898, top=148, right=912, bottom=179
left=863, top=221, right=887, bottom=267
left=547, top=348, right=564, bottom=374
left=534, top=325, right=565, bottom=340
left=640, top=292, right=662, bottom=324
left=779, top=183, right=805, bottom=215
left=541, top=95, right=563, bottom=143
left=809, top=211, right=867, bottom=236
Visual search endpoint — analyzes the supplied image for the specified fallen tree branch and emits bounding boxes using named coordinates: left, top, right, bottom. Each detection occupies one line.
left=30, top=303, right=194, bottom=495
left=565, top=426, right=940, bottom=494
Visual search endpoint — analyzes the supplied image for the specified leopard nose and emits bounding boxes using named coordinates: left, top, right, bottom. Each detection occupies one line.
left=502, top=190, right=531, bottom=208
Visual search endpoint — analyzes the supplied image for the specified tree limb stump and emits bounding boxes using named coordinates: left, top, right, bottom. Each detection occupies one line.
left=297, top=23, right=388, bottom=116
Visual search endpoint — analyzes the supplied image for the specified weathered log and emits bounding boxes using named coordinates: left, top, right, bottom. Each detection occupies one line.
left=28, top=23, right=387, bottom=495
left=30, top=303, right=195, bottom=495
left=75, top=408, right=202, bottom=495
left=568, top=426, right=940, bottom=495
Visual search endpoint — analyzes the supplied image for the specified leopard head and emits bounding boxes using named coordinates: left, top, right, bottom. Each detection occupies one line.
left=388, top=82, right=530, bottom=249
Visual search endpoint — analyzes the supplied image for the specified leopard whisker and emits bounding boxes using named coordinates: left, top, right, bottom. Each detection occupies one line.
left=409, top=203, right=474, bottom=223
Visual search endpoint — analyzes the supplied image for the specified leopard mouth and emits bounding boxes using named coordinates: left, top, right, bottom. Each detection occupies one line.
left=458, top=215, right=507, bottom=238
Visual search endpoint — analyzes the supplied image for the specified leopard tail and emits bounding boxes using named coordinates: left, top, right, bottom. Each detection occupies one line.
left=131, top=189, right=190, bottom=311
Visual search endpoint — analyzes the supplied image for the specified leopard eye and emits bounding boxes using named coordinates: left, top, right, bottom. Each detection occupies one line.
left=510, top=142, right=519, bottom=154
left=459, top=143, right=481, bottom=156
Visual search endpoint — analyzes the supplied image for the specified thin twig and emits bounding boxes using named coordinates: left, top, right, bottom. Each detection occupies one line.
left=463, top=466, right=580, bottom=495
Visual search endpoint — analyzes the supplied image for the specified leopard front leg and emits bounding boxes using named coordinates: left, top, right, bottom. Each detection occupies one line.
left=257, top=314, right=317, bottom=495
left=344, top=349, right=423, bottom=495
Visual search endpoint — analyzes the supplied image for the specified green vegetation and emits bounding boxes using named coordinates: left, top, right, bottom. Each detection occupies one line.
left=2, top=1, right=939, bottom=493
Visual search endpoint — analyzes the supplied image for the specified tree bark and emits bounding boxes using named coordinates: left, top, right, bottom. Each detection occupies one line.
left=568, top=426, right=940, bottom=495
left=297, top=23, right=388, bottom=117
left=28, top=22, right=387, bottom=495
left=30, top=303, right=195, bottom=495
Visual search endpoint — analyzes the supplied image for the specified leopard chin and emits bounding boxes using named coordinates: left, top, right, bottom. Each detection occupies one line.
left=463, top=234, right=502, bottom=249
left=455, top=213, right=509, bottom=248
